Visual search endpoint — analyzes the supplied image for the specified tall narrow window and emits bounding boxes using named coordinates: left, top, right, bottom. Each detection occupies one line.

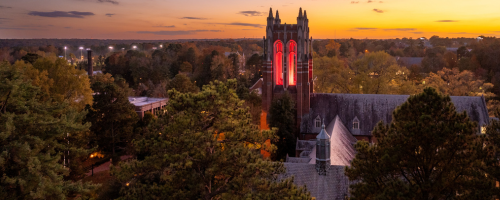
left=288, top=40, right=297, bottom=85
left=274, top=41, right=283, bottom=85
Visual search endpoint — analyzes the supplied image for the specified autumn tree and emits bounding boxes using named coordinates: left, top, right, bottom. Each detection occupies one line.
left=0, top=61, right=96, bottom=199
left=422, top=67, right=494, bottom=97
left=32, top=56, right=93, bottom=110
left=351, top=51, right=417, bottom=95
left=112, top=80, right=311, bottom=200
left=346, top=88, right=494, bottom=199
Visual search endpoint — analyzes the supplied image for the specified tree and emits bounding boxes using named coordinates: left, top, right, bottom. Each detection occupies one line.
left=422, top=67, right=495, bottom=97
left=346, top=88, right=493, bottom=199
left=268, top=92, right=297, bottom=161
left=112, top=80, right=311, bottom=200
left=483, top=108, right=500, bottom=194
left=32, top=56, right=93, bottom=110
left=86, top=78, right=139, bottom=158
left=166, top=73, right=199, bottom=93
left=0, top=61, right=96, bottom=199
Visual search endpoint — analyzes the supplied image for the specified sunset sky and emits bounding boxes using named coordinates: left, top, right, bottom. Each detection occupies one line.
left=1, top=0, right=500, bottom=39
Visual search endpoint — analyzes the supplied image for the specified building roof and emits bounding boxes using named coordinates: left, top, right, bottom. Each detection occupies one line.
left=326, top=116, right=357, bottom=166
left=301, top=93, right=490, bottom=136
left=396, top=57, right=423, bottom=67
left=128, top=97, right=168, bottom=107
left=284, top=163, right=351, bottom=200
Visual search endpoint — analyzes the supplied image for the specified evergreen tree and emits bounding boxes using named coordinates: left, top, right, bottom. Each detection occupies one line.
left=346, top=87, right=493, bottom=199
left=0, top=61, right=96, bottom=199
left=268, top=92, right=297, bottom=161
left=87, top=78, right=138, bottom=158
left=112, top=80, right=311, bottom=200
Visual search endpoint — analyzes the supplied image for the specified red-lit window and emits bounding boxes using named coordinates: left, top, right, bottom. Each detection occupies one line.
left=288, top=41, right=297, bottom=85
left=274, top=41, right=283, bottom=85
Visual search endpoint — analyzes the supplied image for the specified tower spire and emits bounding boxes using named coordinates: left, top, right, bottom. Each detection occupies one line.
left=276, top=10, right=280, bottom=20
left=268, top=7, right=273, bottom=18
left=315, top=122, right=330, bottom=175
left=304, top=10, right=308, bottom=19
left=299, top=7, right=303, bottom=18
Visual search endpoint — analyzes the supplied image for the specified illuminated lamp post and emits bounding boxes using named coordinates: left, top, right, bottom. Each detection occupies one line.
left=109, top=46, right=113, bottom=53
left=64, top=46, right=67, bottom=60
left=79, top=47, right=84, bottom=61
left=132, top=45, right=137, bottom=50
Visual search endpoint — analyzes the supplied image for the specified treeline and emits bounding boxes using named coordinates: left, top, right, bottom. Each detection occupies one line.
left=313, top=36, right=500, bottom=116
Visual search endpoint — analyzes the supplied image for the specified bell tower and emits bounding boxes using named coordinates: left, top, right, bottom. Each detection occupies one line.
left=262, top=7, right=313, bottom=128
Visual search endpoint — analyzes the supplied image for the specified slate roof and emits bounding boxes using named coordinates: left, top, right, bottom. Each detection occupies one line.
left=301, top=93, right=490, bottom=136
left=396, top=57, right=424, bottom=67
left=284, top=163, right=351, bottom=200
left=327, top=116, right=357, bottom=166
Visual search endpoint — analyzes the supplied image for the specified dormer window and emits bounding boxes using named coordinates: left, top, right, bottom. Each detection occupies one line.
left=315, top=116, right=321, bottom=128
left=353, top=117, right=360, bottom=130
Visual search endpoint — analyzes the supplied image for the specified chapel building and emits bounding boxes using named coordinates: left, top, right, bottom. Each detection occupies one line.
left=261, top=8, right=491, bottom=200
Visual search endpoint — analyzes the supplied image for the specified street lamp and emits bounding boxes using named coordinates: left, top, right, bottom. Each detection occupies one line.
left=64, top=46, right=67, bottom=60
left=132, top=45, right=137, bottom=50
left=121, top=47, right=125, bottom=52
left=159, top=44, right=163, bottom=48
left=79, top=47, right=83, bottom=61
left=109, top=46, right=113, bottom=53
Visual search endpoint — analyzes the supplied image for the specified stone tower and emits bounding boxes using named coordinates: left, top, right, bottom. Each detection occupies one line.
left=262, top=7, right=313, bottom=127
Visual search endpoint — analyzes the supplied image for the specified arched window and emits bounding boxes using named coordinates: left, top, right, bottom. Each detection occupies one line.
left=315, top=115, right=321, bottom=128
left=274, top=41, right=283, bottom=85
left=353, top=117, right=360, bottom=129
left=288, top=40, right=297, bottom=85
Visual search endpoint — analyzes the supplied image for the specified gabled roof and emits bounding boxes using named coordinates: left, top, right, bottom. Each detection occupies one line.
left=284, top=163, right=350, bottom=200
left=301, top=93, right=490, bottom=135
left=326, top=116, right=357, bottom=166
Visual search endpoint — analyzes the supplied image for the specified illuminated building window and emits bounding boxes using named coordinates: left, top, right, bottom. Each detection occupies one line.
left=481, top=126, right=487, bottom=134
left=274, top=41, right=283, bottom=85
left=288, top=40, right=297, bottom=85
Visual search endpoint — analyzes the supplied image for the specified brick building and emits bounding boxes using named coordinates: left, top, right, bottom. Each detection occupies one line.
left=260, top=8, right=491, bottom=200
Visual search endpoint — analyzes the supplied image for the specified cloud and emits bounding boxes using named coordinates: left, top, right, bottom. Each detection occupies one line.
left=29, top=11, right=95, bottom=18
left=383, top=28, right=416, bottom=31
left=238, top=11, right=263, bottom=17
left=0, top=5, right=12, bottom=8
left=137, top=30, right=222, bottom=35
left=353, top=27, right=378, bottom=30
left=180, top=17, right=208, bottom=20
left=98, top=0, right=119, bottom=5
left=435, top=20, right=459, bottom=22
left=373, top=9, right=384, bottom=13
left=153, top=25, right=175, bottom=28
left=379, top=1, right=383, bottom=2
left=367, top=0, right=373, bottom=3
left=105, top=13, right=115, bottom=17
left=411, top=32, right=424, bottom=34
left=210, top=22, right=264, bottom=28
left=351, top=1, right=359, bottom=3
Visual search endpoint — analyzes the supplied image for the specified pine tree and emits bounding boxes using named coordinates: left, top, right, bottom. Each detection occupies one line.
left=0, top=61, right=96, bottom=199
left=346, top=87, right=493, bottom=199
left=112, top=79, right=311, bottom=200
left=86, top=78, right=139, bottom=158
left=268, top=92, right=297, bottom=161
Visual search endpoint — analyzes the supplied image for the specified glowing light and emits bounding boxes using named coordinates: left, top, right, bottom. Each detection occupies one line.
left=79, top=47, right=83, bottom=50
left=126, top=183, right=130, bottom=186
left=64, top=46, right=67, bottom=50
left=274, top=41, right=283, bottom=85
left=288, top=40, right=297, bottom=86
left=132, top=45, right=137, bottom=49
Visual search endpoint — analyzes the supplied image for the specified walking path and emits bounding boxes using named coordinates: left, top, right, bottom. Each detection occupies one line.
left=85, top=155, right=132, bottom=176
